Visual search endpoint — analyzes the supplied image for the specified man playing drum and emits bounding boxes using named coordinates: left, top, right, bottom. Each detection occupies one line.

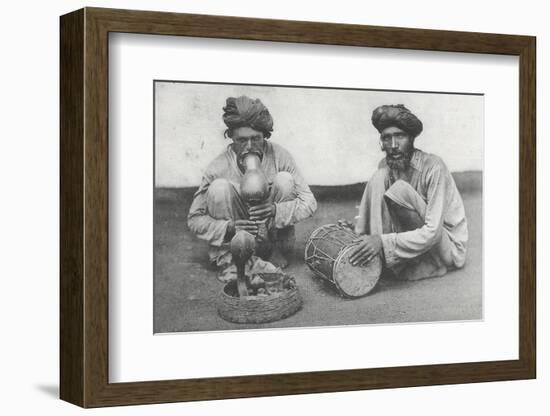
left=349, top=104, right=468, bottom=281
left=188, top=96, right=317, bottom=282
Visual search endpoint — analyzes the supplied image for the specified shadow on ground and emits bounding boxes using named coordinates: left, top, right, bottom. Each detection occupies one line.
left=34, top=384, right=59, bottom=399
left=154, top=172, right=482, bottom=333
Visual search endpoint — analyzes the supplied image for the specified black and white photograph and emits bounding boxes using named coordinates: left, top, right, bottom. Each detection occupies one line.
left=3, top=0, right=546, bottom=412
left=153, top=81, right=483, bottom=333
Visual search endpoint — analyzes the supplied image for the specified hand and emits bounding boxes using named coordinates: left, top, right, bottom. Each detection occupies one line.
left=248, top=202, right=276, bottom=221
left=234, top=220, right=259, bottom=236
left=348, top=235, right=382, bottom=266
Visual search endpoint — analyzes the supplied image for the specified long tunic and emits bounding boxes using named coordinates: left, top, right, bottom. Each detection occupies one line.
left=355, top=149, right=468, bottom=271
left=188, top=141, right=317, bottom=260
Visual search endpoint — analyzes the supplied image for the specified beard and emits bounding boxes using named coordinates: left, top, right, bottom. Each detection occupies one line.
left=385, top=150, right=413, bottom=171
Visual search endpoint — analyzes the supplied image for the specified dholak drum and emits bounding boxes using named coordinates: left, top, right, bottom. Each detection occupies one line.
left=304, top=224, right=382, bottom=298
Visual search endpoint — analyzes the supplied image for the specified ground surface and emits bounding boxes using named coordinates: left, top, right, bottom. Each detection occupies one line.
left=154, top=173, right=482, bottom=333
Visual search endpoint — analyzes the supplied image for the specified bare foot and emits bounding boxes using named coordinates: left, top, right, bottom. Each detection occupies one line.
left=270, top=248, right=289, bottom=269
left=431, top=264, right=448, bottom=278
left=399, top=263, right=447, bottom=281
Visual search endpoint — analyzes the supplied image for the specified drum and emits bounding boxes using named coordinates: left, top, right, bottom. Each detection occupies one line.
left=304, top=224, right=382, bottom=298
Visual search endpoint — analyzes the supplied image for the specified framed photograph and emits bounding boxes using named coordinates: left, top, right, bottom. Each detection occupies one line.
left=60, top=7, right=536, bottom=408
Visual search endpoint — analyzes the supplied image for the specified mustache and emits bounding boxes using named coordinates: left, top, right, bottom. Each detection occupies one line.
left=238, top=149, right=263, bottom=159
left=237, top=150, right=264, bottom=167
left=386, top=149, right=413, bottom=158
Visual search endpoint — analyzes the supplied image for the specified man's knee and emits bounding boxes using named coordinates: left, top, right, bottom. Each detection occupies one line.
left=272, top=171, right=295, bottom=201
left=386, top=179, right=414, bottom=196
left=384, top=180, right=426, bottom=217
left=207, top=178, right=236, bottom=204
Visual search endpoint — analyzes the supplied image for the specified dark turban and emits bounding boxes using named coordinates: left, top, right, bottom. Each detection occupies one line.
left=371, top=104, right=423, bottom=138
left=222, top=96, right=274, bottom=138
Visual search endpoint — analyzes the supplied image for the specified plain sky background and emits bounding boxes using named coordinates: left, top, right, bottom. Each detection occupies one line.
left=155, top=82, right=483, bottom=187
left=0, top=0, right=546, bottom=415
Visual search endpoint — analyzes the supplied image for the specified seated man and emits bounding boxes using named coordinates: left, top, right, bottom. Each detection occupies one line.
left=188, top=95, right=317, bottom=282
left=349, top=104, right=468, bottom=281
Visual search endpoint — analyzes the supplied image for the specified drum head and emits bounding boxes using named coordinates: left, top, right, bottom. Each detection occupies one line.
left=333, top=246, right=382, bottom=298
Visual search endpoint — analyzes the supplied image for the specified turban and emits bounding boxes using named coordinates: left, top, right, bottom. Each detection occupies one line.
left=371, top=104, right=423, bottom=138
left=222, top=96, right=274, bottom=137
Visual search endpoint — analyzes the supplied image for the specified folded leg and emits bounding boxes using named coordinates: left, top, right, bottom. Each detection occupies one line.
left=383, top=180, right=454, bottom=280
left=268, top=171, right=297, bottom=267
left=205, top=179, right=249, bottom=267
left=206, top=178, right=248, bottom=221
left=355, top=168, right=393, bottom=236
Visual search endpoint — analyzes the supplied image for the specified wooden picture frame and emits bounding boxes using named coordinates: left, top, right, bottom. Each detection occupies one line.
left=60, top=7, right=536, bottom=408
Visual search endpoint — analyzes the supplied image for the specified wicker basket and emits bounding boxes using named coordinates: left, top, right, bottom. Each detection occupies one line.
left=217, top=273, right=303, bottom=324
